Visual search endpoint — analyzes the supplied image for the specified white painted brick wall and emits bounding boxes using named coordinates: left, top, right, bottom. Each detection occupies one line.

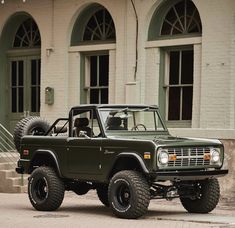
left=0, top=0, right=235, bottom=135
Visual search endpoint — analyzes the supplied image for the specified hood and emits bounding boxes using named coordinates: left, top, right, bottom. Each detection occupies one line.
left=107, top=133, right=222, bottom=147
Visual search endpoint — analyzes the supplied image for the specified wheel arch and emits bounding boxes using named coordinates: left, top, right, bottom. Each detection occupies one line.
left=29, top=150, right=62, bottom=177
left=108, top=153, right=149, bottom=179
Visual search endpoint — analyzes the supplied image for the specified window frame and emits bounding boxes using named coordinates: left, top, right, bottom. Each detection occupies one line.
left=82, top=52, right=109, bottom=105
left=161, top=45, right=193, bottom=128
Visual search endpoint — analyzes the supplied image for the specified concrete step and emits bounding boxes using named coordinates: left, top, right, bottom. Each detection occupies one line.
left=0, top=169, right=19, bottom=178
left=3, top=185, right=28, bottom=194
left=12, top=185, right=28, bottom=193
left=6, top=176, right=28, bottom=186
left=0, top=152, right=19, bottom=163
left=0, top=175, right=28, bottom=193
left=0, top=162, right=16, bottom=170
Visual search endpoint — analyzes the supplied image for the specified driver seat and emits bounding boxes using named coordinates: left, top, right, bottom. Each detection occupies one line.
left=74, top=117, right=92, bottom=137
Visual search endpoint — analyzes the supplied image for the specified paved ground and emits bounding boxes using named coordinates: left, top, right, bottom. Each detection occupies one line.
left=1, top=191, right=235, bottom=228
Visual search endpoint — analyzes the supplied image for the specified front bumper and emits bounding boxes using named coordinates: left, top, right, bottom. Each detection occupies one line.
left=154, top=169, right=228, bottom=181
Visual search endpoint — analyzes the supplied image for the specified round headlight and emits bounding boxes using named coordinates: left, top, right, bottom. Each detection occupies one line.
left=211, top=149, right=220, bottom=163
left=158, top=150, right=169, bottom=165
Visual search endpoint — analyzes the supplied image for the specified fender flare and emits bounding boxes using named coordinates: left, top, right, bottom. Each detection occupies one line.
left=108, top=152, right=149, bottom=178
left=30, top=149, right=62, bottom=177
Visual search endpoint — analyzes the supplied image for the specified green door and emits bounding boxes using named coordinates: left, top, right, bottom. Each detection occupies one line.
left=9, top=56, right=40, bottom=132
left=67, top=138, right=102, bottom=179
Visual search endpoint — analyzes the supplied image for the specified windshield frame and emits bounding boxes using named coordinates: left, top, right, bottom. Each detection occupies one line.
left=98, top=107, right=168, bottom=136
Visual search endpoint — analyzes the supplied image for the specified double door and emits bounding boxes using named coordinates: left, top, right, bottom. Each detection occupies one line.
left=9, top=56, right=40, bottom=132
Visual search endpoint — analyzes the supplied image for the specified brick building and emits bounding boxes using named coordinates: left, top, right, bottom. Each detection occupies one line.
left=0, top=0, right=234, bottom=198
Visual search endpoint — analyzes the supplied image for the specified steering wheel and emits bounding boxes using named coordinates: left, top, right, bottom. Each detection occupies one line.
left=131, top=124, right=147, bottom=131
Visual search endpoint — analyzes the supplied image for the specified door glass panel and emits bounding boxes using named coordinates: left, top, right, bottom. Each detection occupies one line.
left=181, top=50, right=193, bottom=84
left=11, top=62, right=17, bottom=87
left=86, top=54, right=109, bottom=104
left=18, top=87, right=24, bottom=112
left=11, top=61, right=24, bottom=113
left=168, top=87, right=180, bottom=120
left=31, top=87, right=36, bottom=112
left=169, top=51, right=179, bottom=85
left=90, top=89, right=99, bottom=104
left=31, top=60, right=37, bottom=85
left=11, top=88, right=17, bottom=113
left=90, top=56, right=97, bottom=86
left=182, top=86, right=193, bottom=120
left=101, top=88, right=108, bottom=104
left=30, top=59, right=41, bottom=113
left=99, top=55, right=109, bottom=86
left=18, top=61, right=24, bottom=86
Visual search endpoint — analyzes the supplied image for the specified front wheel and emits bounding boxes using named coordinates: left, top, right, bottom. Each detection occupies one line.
left=180, top=178, right=220, bottom=213
left=97, top=185, right=109, bottom=207
left=28, top=166, right=65, bottom=211
left=108, top=170, right=150, bottom=219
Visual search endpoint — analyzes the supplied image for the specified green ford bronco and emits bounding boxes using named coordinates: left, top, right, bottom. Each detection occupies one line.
left=15, top=104, right=228, bottom=219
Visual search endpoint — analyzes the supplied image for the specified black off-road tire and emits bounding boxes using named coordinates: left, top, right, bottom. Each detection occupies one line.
left=13, top=116, right=50, bottom=152
left=108, top=170, right=150, bottom=219
left=97, top=185, right=109, bottom=207
left=180, top=178, right=220, bottom=213
left=28, top=166, right=65, bottom=211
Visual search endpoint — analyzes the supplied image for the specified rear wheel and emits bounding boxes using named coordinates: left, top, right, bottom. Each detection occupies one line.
left=180, top=178, right=220, bottom=213
left=108, top=170, right=150, bottom=219
left=28, top=166, right=65, bottom=211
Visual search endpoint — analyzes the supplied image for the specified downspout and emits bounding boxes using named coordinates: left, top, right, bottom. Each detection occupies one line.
left=130, top=0, right=138, bottom=81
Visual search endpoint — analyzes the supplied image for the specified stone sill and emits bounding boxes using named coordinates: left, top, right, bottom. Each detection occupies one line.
left=168, top=128, right=235, bottom=140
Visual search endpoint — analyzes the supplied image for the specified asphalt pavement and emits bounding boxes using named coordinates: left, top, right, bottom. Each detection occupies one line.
left=0, top=191, right=235, bottom=228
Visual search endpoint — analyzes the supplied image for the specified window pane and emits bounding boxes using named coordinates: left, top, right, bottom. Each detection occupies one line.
left=182, top=86, right=193, bottom=120
left=12, top=88, right=17, bottom=113
left=168, top=87, right=180, bottom=120
left=90, top=89, right=99, bottom=104
left=181, top=50, right=193, bottom=84
left=38, top=60, right=41, bottom=86
left=31, top=87, right=36, bottom=112
left=90, top=56, right=97, bottom=86
left=101, top=88, right=108, bottom=104
left=169, top=51, right=179, bottom=85
left=18, top=87, right=24, bottom=112
left=11, top=62, right=17, bottom=86
left=31, top=60, right=37, bottom=85
left=18, top=61, right=24, bottom=86
left=37, top=87, right=41, bottom=112
left=99, top=55, right=109, bottom=86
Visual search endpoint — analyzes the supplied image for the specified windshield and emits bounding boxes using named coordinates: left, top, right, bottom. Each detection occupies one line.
left=99, top=107, right=167, bottom=133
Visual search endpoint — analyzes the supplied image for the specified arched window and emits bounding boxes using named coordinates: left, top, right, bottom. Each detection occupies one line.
left=161, top=0, right=201, bottom=36
left=13, top=18, right=41, bottom=48
left=148, top=0, right=202, bottom=127
left=71, top=4, right=116, bottom=105
left=148, top=0, right=202, bottom=40
left=83, top=8, right=116, bottom=41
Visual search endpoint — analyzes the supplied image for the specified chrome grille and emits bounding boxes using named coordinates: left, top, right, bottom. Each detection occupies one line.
left=167, top=147, right=210, bottom=167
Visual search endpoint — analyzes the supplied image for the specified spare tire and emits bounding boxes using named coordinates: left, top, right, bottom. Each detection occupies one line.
left=13, top=116, right=50, bottom=152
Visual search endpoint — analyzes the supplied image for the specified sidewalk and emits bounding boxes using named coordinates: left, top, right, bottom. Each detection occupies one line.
left=0, top=191, right=234, bottom=228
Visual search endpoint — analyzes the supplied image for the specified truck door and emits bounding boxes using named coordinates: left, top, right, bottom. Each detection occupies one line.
left=66, top=109, right=103, bottom=179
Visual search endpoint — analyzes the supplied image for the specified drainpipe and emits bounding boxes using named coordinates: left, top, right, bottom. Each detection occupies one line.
left=130, top=0, right=138, bottom=81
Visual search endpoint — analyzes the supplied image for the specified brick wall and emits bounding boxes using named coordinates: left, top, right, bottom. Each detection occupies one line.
left=0, top=0, right=235, bottom=199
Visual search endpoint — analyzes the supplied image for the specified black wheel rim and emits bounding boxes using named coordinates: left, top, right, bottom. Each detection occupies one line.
left=33, top=177, right=48, bottom=201
left=116, top=183, right=131, bottom=208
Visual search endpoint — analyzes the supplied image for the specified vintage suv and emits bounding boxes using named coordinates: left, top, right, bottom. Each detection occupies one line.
left=14, top=104, right=228, bottom=219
